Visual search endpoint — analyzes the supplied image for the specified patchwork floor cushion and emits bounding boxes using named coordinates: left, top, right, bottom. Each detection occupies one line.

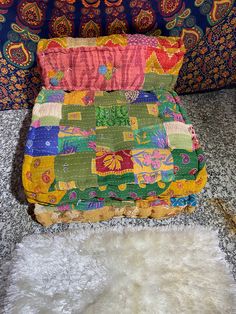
left=22, top=34, right=207, bottom=226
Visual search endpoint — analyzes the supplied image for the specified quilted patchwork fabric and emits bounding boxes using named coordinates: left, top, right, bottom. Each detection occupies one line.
left=23, top=87, right=207, bottom=226
left=22, top=34, right=207, bottom=226
left=37, top=34, right=185, bottom=91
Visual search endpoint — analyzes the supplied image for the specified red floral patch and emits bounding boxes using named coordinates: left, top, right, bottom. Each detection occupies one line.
left=96, top=150, right=133, bottom=175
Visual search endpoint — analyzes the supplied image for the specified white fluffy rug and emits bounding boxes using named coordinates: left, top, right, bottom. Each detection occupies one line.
left=3, top=226, right=236, bottom=314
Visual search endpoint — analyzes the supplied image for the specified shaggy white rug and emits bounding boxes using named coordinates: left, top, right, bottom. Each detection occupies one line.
left=3, top=226, right=236, bottom=314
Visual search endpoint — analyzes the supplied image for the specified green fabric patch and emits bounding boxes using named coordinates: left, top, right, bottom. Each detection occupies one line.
left=55, top=152, right=97, bottom=189
left=58, top=135, right=96, bottom=153
left=178, top=106, right=192, bottom=124
left=168, top=134, right=193, bottom=151
left=93, top=91, right=127, bottom=106
left=155, top=89, right=192, bottom=124
left=40, top=116, right=60, bottom=126
left=196, top=148, right=206, bottom=170
left=96, top=105, right=130, bottom=127
left=133, top=125, right=168, bottom=149
left=129, top=103, right=159, bottom=128
left=172, top=149, right=198, bottom=180
left=35, top=88, right=65, bottom=104
left=98, top=173, right=135, bottom=186
left=60, top=105, right=96, bottom=128
left=56, top=180, right=171, bottom=206
left=96, top=126, right=134, bottom=151
left=31, top=115, right=39, bottom=123
left=143, top=73, right=177, bottom=91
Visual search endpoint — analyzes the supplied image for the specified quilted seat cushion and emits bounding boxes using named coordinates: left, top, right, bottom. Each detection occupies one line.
left=22, top=88, right=207, bottom=212
left=22, top=34, right=207, bottom=226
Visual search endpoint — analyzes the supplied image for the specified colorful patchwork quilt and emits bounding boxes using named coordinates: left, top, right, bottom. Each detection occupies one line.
left=22, top=34, right=207, bottom=226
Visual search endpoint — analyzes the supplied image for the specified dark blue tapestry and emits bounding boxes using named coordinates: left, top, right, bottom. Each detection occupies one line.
left=0, top=0, right=235, bottom=110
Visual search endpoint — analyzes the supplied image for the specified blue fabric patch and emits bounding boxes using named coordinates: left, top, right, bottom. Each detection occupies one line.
left=171, top=194, right=197, bottom=207
left=75, top=200, right=105, bottom=210
left=131, top=91, right=158, bottom=103
left=25, top=126, right=59, bottom=156
left=98, top=65, right=107, bottom=75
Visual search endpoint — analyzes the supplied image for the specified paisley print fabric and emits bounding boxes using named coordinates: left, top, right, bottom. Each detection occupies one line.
left=22, top=53, right=208, bottom=226
left=0, top=1, right=235, bottom=110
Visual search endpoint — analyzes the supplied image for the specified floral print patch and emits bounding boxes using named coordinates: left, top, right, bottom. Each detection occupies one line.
left=132, top=149, right=174, bottom=184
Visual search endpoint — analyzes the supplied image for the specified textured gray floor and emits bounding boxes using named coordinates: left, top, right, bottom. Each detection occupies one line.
left=0, top=89, right=235, bottom=291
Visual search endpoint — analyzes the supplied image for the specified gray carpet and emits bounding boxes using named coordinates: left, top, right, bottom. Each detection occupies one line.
left=0, top=89, right=235, bottom=285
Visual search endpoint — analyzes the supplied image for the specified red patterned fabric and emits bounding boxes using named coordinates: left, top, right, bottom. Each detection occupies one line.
left=96, top=150, right=134, bottom=176
left=37, top=35, right=185, bottom=91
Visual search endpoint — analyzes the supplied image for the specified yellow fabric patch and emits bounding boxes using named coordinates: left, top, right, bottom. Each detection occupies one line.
left=34, top=203, right=193, bottom=227
left=158, top=182, right=166, bottom=189
left=68, top=112, right=81, bottom=120
left=138, top=183, right=147, bottom=188
left=160, top=37, right=185, bottom=51
left=96, top=34, right=127, bottom=46
left=37, top=38, right=67, bottom=53
left=67, top=37, right=97, bottom=47
left=98, top=185, right=107, bottom=191
left=145, top=51, right=164, bottom=74
left=23, top=155, right=65, bottom=205
left=64, top=91, right=93, bottom=105
left=132, top=149, right=173, bottom=184
left=26, top=190, right=66, bottom=205
left=58, top=181, right=76, bottom=190
left=129, top=117, right=138, bottom=130
left=161, top=166, right=208, bottom=197
left=118, top=184, right=127, bottom=191
left=22, top=155, right=55, bottom=194
left=48, top=70, right=56, bottom=78
left=146, top=104, right=158, bottom=116
left=123, top=132, right=134, bottom=141
left=91, top=158, right=97, bottom=174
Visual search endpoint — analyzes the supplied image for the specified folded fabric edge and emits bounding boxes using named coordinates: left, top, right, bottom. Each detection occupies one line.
left=34, top=203, right=195, bottom=227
